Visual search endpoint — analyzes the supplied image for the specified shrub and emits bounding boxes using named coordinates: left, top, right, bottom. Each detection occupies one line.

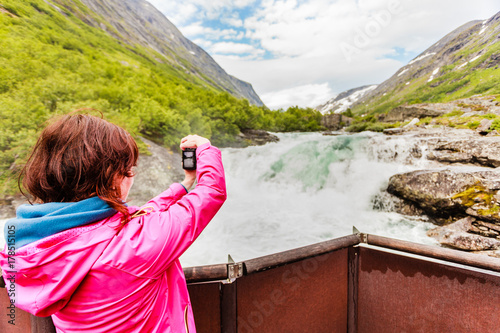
left=467, top=121, right=481, bottom=129
left=444, top=110, right=464, bottom=117
left=490, top=119, right=500, bottom=131
left=418, top=117, right=432, bottom=125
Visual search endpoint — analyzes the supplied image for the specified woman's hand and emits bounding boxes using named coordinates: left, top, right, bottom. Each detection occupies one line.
left=180, top=135, right=210, bottom=191
left=180, top=135, right=210, bottom=150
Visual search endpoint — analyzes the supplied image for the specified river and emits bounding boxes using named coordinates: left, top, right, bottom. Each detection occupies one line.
left=0, top=131, right=440, bottom=267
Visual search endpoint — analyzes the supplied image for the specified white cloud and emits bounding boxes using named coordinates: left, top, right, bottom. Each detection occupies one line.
left=192, top=0, right=257, bottom=20
left=220, top=12, right=244, bottom=28
left=181, top=23, right=241, bottom=41
left=147, top=0, right=258, bottom=25
left=214, top=53, right=397, bottom=108
left=192, top=38, right=212, bottom=48
left=180, top=22, right=205, bottom=36
left=260, top=83, right=333, bottom=109
left=210, top=42, right=261, bottom=55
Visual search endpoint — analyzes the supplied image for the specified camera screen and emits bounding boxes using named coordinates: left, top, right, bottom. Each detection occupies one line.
left=183, top=150, right=195, bottom=169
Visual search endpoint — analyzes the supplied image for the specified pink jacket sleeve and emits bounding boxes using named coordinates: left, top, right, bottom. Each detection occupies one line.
left=143, top=182, right=189, bottom=212
left=102, top=143, right=226, bottom=277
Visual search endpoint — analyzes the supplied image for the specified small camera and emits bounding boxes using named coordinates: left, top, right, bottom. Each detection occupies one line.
left=182, top=148, right=196, bottom=170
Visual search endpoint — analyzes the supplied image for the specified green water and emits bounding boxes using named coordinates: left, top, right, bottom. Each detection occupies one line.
left=265, top=135, right=367, bottom=190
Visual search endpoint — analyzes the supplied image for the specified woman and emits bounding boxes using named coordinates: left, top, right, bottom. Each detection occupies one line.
left=0, top=113, right=226, bottom=332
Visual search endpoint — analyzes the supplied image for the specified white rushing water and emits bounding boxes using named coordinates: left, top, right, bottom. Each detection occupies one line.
left=0, top=132, right=441, bottom=266
left=180, top=132, right=438, bottom=266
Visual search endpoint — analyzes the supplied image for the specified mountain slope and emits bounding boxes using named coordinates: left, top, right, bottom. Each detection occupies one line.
left=55, top=0, right=263, bottom=105
left=349, top=11, right=500, bottom=115
left=315, top=85, right=377, bottom=114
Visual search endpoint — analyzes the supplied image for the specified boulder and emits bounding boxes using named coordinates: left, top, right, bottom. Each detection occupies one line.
left=486, top=130, right=500, bottom=137
left=456, top=96, right=500, bottom=114
left=321, top=114, right=352, bottom=130
left=381, top=127, right=500, bottom=168
left=384, top=104, right=453, bottom=122
left=468, top=219, right=500, bottom=238
left=383, top=128, right=404, bottom=135
left=239, top=129, right=279, bottom=146
left=227, top=129, right=280, bottom=148
left=477, top=118, right=494, bottom=135
left=383, top=127, right=405, bottom=135
left=0, top=195, right=28, bottom=219
left=426, top=137, right=500, bottom=168
left=387, top=168, right=500, bottom=223
left=382, top=127, right=500, bottom=252
left=427, top=217, right=500, bottom=251
left=372, top=191, right=425, bottom=216
left=404, top=118, right=420, bottom=128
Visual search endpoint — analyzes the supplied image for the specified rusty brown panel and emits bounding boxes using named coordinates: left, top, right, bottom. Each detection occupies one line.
left=237, top=249, right=349, bottom=333
left=188, top=282, right=221, bottom=333
left=244, top=234, right=360, bottom=275
left=221, top=282, right=237, bottom=333
left=357, top=247, right=500, bottom=333
left=0, top=288, right=31, bottom=332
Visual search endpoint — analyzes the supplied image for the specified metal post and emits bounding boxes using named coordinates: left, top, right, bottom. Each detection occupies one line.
left=221, top=281, right=237, bottom=333
left=347, top=246, right=359, bottom=333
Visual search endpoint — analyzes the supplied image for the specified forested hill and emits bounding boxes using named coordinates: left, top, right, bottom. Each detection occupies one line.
left=76, top=0, right=263, bottom=106
left=0, top=0, right=323, bottom=196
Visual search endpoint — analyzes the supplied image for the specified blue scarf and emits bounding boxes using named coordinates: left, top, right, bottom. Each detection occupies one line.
left=5, top=196, right=116, bottom=248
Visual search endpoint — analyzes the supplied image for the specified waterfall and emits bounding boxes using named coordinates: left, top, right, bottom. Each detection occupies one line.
left=180, top=132, right=438, bottom=266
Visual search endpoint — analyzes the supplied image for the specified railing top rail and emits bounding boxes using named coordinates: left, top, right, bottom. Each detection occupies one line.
left=365, top=234, right=500, bottom=273
left=242, top=234, right=360, bottom=275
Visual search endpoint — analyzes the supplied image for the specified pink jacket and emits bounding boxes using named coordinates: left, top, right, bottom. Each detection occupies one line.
left=0, top=143, right=226, bottom=332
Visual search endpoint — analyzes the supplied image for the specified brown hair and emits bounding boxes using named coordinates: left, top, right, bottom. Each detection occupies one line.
left=20, top=113, right=139, bottom=222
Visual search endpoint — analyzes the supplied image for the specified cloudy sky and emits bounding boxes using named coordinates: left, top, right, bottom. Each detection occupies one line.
left=146, top=0, right=499, bottom=109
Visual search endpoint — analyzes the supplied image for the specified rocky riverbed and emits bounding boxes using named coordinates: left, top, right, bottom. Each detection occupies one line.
left=377, top=98, right=500, bottom=257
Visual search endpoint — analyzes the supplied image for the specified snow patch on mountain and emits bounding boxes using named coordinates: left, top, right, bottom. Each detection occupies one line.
left=428, top=67, right=440, bottom=82
left=398, top=68, right=410, bottom=77
left=315, top=85, right=378, bottom=114
left=408, top=52, right=436, bottom=65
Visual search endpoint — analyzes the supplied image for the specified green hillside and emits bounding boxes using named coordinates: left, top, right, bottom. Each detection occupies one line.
left=352, top=53, right=500, bottom=117
left=351, top=14, right=500, bottom=117
left=0, top=0, right=322, bottom=196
